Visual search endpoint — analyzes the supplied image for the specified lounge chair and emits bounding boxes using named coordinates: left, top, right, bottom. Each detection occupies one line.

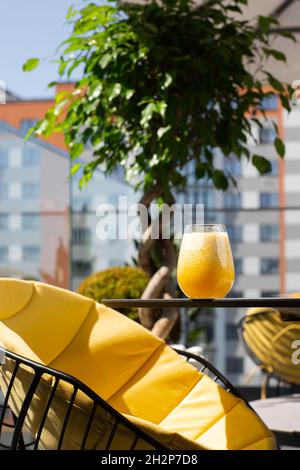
left=0, top=279, right=277, bottom=450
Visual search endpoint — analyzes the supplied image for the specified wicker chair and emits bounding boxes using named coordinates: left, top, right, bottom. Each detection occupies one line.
left=0, top=278, right=277, bottom=450
left=0, top=346, right=250, bottom=450
left=239, top=306, right=300, bottom=397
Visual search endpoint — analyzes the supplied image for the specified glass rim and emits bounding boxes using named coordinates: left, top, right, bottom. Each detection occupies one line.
left=184, top=224, right=227, bottom=233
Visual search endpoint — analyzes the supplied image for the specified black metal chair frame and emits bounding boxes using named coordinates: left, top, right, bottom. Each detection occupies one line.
left=0, top=346, right=249, bottom=451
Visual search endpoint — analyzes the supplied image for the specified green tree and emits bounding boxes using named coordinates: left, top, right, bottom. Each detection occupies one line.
left=24, top=0, right=293, bottom=338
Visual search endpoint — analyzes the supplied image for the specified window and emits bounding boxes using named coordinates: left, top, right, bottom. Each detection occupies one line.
left=235, top=258, right=243, bottom=275
left=23, top=183, right=40, bottom=199
left=20, top=119, right=38, bottom=134
left=227, top=225, right=243, bottom=243
left=0, top=183, right=8, bottom=199
left=197, top=190, right=214, bottom=210
left=72, top=260, right=92, bottom=277
left=225, top=158, right=242, bottom=177
left=205, top=211, right=216, bottom=224
left=224, top=193, right=241, bottom=209
left=72, top=196, right=91, bottom=212
left=0, top=214, right=8, bottom=230
left=226, top=324, right=239, bottom=341
left=259, top=127, right=276, bottom=144
left=261, top=290, right=279, bottom=298
left=22, top=214, right=40, bottom=230
left=260, top=192, right=279, bottom=208
left=23, top=147, right=40, bottom=167
left=108, top=194, right=119, bottom=206
left=72, top=228, right=91, bottom=245
left=184, top=160, right=195, bottom=185
left=0, top=148, right=8, bottom=168
left=260, top=224, right=279, bottom=242
left=0, top=246, right=8, bottom=263
left=23, top=246, right=40, bottom=261
left=226, top=356, right=244, bottom=374
left=270, top=160, right=279, bottom=176
left=260, top=94, right=278, bottom=111
left=109, top=259, right=121, bottom=267
left=261, top=258, right=279, bottom=274
left=227, top=290, right=243, bottom=299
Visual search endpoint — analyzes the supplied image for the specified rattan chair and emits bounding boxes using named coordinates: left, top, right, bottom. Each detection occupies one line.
left=239, top=306, right=300, bottom=397
left=0, top=346, right=248, bottom=450
left=0, top=278, right=277, bottom=450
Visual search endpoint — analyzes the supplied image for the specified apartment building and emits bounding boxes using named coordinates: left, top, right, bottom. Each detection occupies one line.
left=177, top=93, right=300, bottom=384
left=0, top=120, right=135, bottom=290
left=210, top=96, right=299, bottom=385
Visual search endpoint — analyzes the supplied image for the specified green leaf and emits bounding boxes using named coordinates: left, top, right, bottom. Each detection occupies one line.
left=70, top=142, right=84, bottom=160
left=263, top=48, right=286, bottom=63
left=252, top=155, right=272, bottom=174
left=157, top=126, right=171, bottom=139
left=258, top=16, right=271, bottom=34
left=195, top=163, right=207, bottom=180
left=23, top=58, right=40, bottom=72
left=274, top=137, right=285, bottom=158
left=99, top=53, right=112, bottom=69
left=266, top=73, right=284, bottom=92
left=35, top=119, right=50, bottom=136
left=109, top=83, right=122, bottom=101
left=156, top=102, right=167, bottom=119
left=70, top=163, right=83, bottom=176
left=140, top=103, right=156, bottom=127
left=125, top=89, right=135, bottom=100
left=66, top=5, right=77, bottom=20
left=212, top=170, right=229, bottom=191
left=24, top=125, right=36, bottom=141
left=162, top=73, right=172, bottom=90
left=279, top=94, right=291, bottom=111
left=277, top=30, right=296, bottom=42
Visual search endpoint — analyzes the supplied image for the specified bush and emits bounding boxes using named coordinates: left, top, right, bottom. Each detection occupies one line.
left=77, top=266, right=149, bottom=321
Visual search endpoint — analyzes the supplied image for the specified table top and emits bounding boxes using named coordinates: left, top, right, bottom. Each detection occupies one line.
left=251, top=395, right=300, bottom=435
left=101, top=297, right=300, bottom=318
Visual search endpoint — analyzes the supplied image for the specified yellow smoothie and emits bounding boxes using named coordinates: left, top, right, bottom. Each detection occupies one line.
left=177, top=231, right=235, bottom=298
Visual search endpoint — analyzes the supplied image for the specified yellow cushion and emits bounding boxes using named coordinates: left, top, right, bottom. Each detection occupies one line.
left=108, top=345, right=200, bottom=424
left=0, top=278, right=277, bottom=450
left=50, top=302, right=165, bottom=400
left=0, top=278, right=33, bottom=319
left=0, top=280, right=94, bottom=364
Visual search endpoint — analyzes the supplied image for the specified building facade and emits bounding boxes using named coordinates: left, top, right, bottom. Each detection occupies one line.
left=0, top=121, right=135, bottom=291
left=178, top=95, right=300, bottom=384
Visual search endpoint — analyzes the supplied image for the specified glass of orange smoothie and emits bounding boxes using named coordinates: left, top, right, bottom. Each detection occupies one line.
left=177, top=224, right=235, bottom=299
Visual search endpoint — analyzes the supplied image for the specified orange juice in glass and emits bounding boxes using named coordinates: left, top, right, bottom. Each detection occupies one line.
left=177, top=224, right=235, bottom=298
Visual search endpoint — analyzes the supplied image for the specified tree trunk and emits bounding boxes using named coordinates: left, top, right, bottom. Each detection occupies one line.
left=137, top=186, right=179, bottom=340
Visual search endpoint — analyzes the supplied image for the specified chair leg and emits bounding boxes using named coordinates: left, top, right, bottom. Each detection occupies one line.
left=12, top=413, right=26, bottom=450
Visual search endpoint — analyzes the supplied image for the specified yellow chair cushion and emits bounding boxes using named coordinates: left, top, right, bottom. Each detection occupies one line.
left=0, top=278, right=277, bottom=450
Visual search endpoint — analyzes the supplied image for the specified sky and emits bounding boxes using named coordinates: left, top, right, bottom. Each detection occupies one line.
left=0, top=0, right=83, bottom=98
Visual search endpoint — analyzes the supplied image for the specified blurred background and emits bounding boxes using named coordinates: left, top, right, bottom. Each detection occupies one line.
left=1, top=0, right=300, bottom=387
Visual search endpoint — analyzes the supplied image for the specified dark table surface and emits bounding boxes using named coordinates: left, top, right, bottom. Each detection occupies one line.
left=102, top=297, right=300, bottom=319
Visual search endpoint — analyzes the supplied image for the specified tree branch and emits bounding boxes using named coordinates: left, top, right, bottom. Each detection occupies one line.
left=151, top=292, right=179, bottom=340
left=138, top=266, right=170, bottom=329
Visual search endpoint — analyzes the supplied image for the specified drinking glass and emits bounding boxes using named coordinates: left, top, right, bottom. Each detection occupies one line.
left=177, top=224, right=235, bottom=299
